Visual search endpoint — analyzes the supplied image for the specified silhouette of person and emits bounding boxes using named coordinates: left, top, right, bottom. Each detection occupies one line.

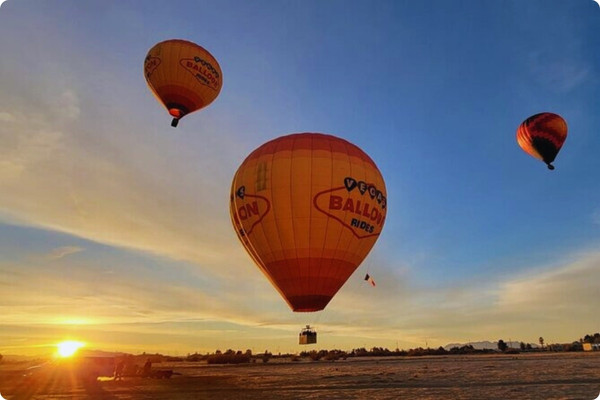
left=114, top=359, right=125, bottom=381
left=142, top=358, right=152, bottom=377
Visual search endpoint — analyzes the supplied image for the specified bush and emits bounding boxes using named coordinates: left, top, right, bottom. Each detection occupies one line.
left=206, top=353, right=251, bottom=364
left=261, top=352, right=272, bottom=363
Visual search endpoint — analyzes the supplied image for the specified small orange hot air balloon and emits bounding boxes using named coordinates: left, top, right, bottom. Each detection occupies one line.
left=144, top=39, right=223, bottom=127
left=516, top=112, right=567, bottom=170
left=230, top=133, right=387, bottom=312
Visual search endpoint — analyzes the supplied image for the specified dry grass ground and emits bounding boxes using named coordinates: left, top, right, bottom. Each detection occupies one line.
left=1, top=352, right=599, bottom=399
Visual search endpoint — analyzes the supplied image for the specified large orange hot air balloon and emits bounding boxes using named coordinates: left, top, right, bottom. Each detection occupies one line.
left=230, top=133, right=387, bottom=312
left=144, top=39, right=223, bottom=127
left=516, top=112, right=567, bottom=170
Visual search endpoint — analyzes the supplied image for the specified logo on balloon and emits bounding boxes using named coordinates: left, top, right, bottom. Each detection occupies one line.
left=180, top=56, right=221, bottom=90
left=232, top=186, right=271, bottom=236
left=314, top=177, right=386, bottom=239
left=343, top=177, right=387, bottom=208
left=144, top=56, right=161, bottom=78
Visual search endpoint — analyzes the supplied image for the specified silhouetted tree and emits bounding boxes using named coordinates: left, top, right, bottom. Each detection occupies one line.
left=583, top=333, right=600, bottom=343
left=261, top=351, right=272, bottom=363
left=497, top=339, right=508, bottom=352
left=539, top=337, right=544, bottom=349
left=520, top=342, right=526, bottom=351
left=351, top=348, right=369, bottom=357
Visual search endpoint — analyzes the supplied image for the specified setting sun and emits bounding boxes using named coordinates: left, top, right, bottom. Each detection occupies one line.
left=56, top=340, right=85, bottom=358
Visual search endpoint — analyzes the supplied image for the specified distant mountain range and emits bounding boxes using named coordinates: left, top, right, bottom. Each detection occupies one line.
left=444, top=341, right=538, bottom=350
left=78, top=349, right=128, bottom=358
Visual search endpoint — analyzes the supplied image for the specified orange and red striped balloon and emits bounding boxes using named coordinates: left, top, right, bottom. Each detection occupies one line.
left=516, top=112, right=567, bottom=170
left=144, top=39, right=223, bottom=127
left=230, top=133, right=387, bottom=312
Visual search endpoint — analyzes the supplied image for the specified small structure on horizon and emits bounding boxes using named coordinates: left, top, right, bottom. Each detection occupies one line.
left=299, top=325, right=317, bottom=345
left=583, top=343, right=600, bottom=351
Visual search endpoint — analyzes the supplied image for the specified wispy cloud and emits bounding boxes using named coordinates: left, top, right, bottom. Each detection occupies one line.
left=1, top=248, right=598, bottom=354
left=0, top=111, right=15, bottom=122
left=0, top=71, right=252, bottom=281
left=315, top=251, right=600, bottom=347
left=54, top=90, right=80, bottom=121
left=527, top=44, right=592, bottom=92
left=46, top=246, right=84, bottom=260
left=592, top=209, right=600, bottom=225
left=495, top=252, right=599, bottom=313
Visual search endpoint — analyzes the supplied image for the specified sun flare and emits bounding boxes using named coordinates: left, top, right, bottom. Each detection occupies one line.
left=56, top=340, right=85, bottom=358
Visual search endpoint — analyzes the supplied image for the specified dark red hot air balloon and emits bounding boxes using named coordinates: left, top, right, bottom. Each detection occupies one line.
left=516, top=112, right=567, bottom=170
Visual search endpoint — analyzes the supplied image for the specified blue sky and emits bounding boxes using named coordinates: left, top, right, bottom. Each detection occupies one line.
left=1, top=0, right=599, bottom=356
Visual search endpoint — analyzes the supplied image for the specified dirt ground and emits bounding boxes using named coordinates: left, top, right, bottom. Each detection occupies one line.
left=1, top=352, right=599, bottom=399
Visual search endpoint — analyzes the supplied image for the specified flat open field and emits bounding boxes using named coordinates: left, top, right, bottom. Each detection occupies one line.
left=2, top=352, right=599, bottom=399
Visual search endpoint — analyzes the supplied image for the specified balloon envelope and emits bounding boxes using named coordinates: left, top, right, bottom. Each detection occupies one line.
left=144, top=39, right=222, bottom=127
left=230, top=133, right=387, bottom=312
left=516, top=112, right=567, bottom=170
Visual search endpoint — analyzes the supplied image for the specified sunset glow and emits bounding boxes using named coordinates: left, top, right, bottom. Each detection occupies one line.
left=56, top=340, right=85, bottom=358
